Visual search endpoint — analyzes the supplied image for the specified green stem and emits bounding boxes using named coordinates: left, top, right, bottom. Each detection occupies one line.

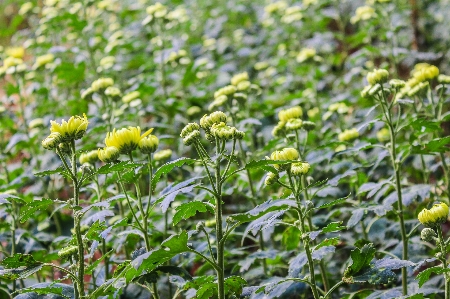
left=323, top=281, right=345, bottom=299
left=214, top=138, right=225, bottom=299
left=70, top=141, right=85, bottom=299
left=436, top=226, right=450, bottom=299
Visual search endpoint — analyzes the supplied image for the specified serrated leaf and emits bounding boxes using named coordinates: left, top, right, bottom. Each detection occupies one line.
left=0, top=254, right=43, bottom=280
left=152, top=158, right=196, bottom=190
left=411, top=136, right=450, bottom=155
left=322, top=221, right=346, bottom=233
left=344, top=243, right=376, bottom=278
left=173, top=201, right=213, bottom=226
left=315, top=237, right=340, bottom=250
left=230, top=199, right=295, bottom=223
left=16, top=283, right=74, bottom=299
left=282, top=227, right=301, bottom=250
left=157, top=177, right=202, bottom=212
left=34, top=166, right=67, bottom=177
left=19, top=198, right=53, bottom=223
left=225, top=276, right=246, bottom=296
left=97, top=161, right=142, bottom=174
left=317, top=194, right=350, bottom=209
left=416, top=266, right=450, bottom=287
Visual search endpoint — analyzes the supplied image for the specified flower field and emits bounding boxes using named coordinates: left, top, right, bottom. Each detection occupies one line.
left=1, top=0, right=450, bottom=298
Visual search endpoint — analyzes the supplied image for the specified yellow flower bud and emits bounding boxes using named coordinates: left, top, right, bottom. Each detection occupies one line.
left=200, top=111, right=228, bottom=130
left=105, top=127, right=154, bottom=154
left=79, top=150, right=99, bottom=164
left=231, top=72, right=249, bottom=86
left=296, top=48, right=316, bottom=63
left=418, top=203, right=449, bottom=227
left=5, top=47, right=25, bottom=59
left=210, top=122, right=236, bottom=140
left=105, top=86, right=122, bottom=101
left=338, top=128, right=359, bottom=142
left=270, top=147, right=299, bottom=165
left=181, top=123, right=201, bottom=138
left=366, top=69, right=389, bottom=85
left=278, top=106, right=303, bottom=122
left=214, top=85, right=237, bottom=99
left=272, top=121, right=286, bottom=137
left=98, top=146, right=120, bottom=163
left=376, top=128, right=390, bottom=143
left=33, top=53, right=55, bottom=69
left=91, top=77, right=114, bottom=92
left=285, top=118, right=303, bottom=131
left=139, top=135, right=159, bottom=154
left=122, top=91, right=140, bottom=104
left=291, top=162, right=311, bottom=176
left=153, top=149, right=172, bottom=161
left=42, top=132, right=63, bottom=150
left=183, top=130, right=201, bottom=145
left=264, top=172, right=279, bottom=186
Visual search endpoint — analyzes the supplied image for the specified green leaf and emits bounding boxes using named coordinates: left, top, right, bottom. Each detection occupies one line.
left=86, top=250, right=113, bottom=274
left=282, top=226, right=301, bottom=251
left=19, top=198, right=53, bottom=223
left=34, top=166, right=67, bottom=177
left=315, top=237, right=340, bottom=250
left=343, top=243, right=376, bottom=279
left=317, top=194, right=350, bottom=209
left=173, top=201, right=214, bottom=225
left=416, top=266, right=450, bottom=287
left=152, top=158, right=196, bottom=190
left=322, top=222, right=346, bottom=233
left=225, top=276, right=247, bottom=296
left=411, top=136, right=450, bottom=155
left=229, top=199, right=295, bottom=224
left=0, top=254, right=43, bottom=280
left=17, top=283, right=71, bottom=299
left=97, top=161, right=142, bottom=174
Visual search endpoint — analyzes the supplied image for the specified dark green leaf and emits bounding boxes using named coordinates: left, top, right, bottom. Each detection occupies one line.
left=152, top=158, right=196, bottom=190
left=225, top=276, right=247, bottom=296
left=416, top=266, right=450, bottom=287
left=229, top=199, right=295, bottom=223
left=34, top=166, right=67, bottom=177
left=322, top=221, right=346, bottom=233
left=0, top=254, right=43, bottom=280
left=19, top=198, right=53, bottom=223
left=173, top=201, right=214, bottom=225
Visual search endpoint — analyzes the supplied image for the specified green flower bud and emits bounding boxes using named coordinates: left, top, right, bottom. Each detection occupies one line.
left=389, top=79, right=406, bottom=89
left=214, top=85, right=236, bottom=99
left=234, top=130, right=245, bottom=140
left=302, top=121, right=316, bottom=131
left=122, top=91, right=140, bottom=104
left=420, top=228, right=437, bottom=242
left=153, top=149, right=172, bottom=161
left=285, top=118, right=303, bottom=131
left=139, top=135, right=159, bottom=154
left=200, top=111, right=228, bottom=130
left=42, top=132, right=63, bottom=150
left=183, top=130, right=201, bottom=145
left=231, top=72, right=249, bottom=86
left=338, top=128, right=359, bottom=142
left=79, top=150, right=99, bottom=164
left=58, top=245, right=78, bottom=259
left=264, top=172, right=279, bottom=186
left=105, top=86, right=122, bottom=101
left=438, top=75, right=450, bottom=84
left=98, top=146, right=120, bottom=163
left=81, top=87, right=94, bottom=100
left=272, top=121, right=286, bottom=137
left=368, top=84, right=382, bottom=96
left=233, top=92, right=247, bottom=101
left=291, top=162, right=311, bottom=176
left=366, top=69, right=389, bottom=85
left=181, top=123, right=201, bottom=138
left=91, top=77, right=114, bottom=92
left=237, top=81, right=251, bottom=91
left=210, top=122, right=236, bottom=140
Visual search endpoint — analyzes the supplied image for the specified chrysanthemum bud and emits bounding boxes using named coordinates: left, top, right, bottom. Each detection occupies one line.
left=58, top=245, right=78, bottom=259
left=264, top=172, right=279, bottom=186
left=122, top=91, right=140, bottom=104
left=91, top=77, right=114, bottom=92
left=278, top=106, right=302, bottom=122
left=270, top=147, right=300, bottom=170
left=438, top=75, right=450, bottom=84
left=376, top=128, right=390, bottom=143
left=234, top=130, right=245, bottom=140
left=302, top=121, right=316, bottom=131
left=285, top=118, right=303, bottom=131
left=81, top=87, right=94, bottom=101
left=233, top=92, right=247, bottom=101
left=237, top=81, right=251, bottom=91
left=420, top=228, right=437, bottom=242
left=139, top=135, right=159, bottom=154
left=105, top=86, right=122, bottom=101
left=183, top=130, right=201, bottom=145
left=368, top=84, right=382, bottom=96
left=210, top=122, right=236, bottom=140
left=42, top=132, right=63, bottom=150
left=338, top=128, right=359, bottom=142
left=98, top=146, right=120, bottom=163
left=291, top=162, right=311, bottom=176
left=153, top=149, right=172, bottom=161
left=200, top=111, right=228, bottom=130
left=181, top=123, right=201, bottom=138
left=196, top=221, right=205, bottom=231
left=366, top=69, right=389, bottom=85
left=272, top=121, right=286, bottom=137
left=418, top=203, right=449, bottom=227
left=231, top=72, right=249, bottom=86
left=389, top=79, right=406, bottom=89
left=214, top=85, right=237, bottom=99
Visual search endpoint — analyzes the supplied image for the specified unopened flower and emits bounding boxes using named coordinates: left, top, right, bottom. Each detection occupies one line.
left=181, top=123, right=201, bottom=138
left=302, top=121, right=316, bottom=131
left=33, top=53, right=54, bottom=69
left=389, top=79, right=406, bottom=89
left=42, top=132, right=63, bottom=150
left=98, top=146, right=120, bottom=163
left=291, top=162, right=311, bottom=176
left=28, top=118, right=44, bottom=129
left=105, top=86, right=122, bottom=101
left=272, top=121, right=286, bottom=137
left=264, top=172, right=279, bottom=186
left=418, top=203, right=449, bottom=227
left=237, top=81, right=251, bottom=91
left=81, top=87, right=94, bottom=100
left=104, top=127, right=154, bottom=154
left=100, top=56, right=116, bottom=69
left=214, top=85, right=237, bottom=99
left=122, top=91, right=140, bottom=104
left=153, top=149, right=172, bottom=161
left=79, top=150, right=99, bottom=164
left=338, top=128, right=359, bottom=142
left=278, top=106, right=303, bottom=122
left=50, top=114, right=89, bottom=142
left=210, top=122, right=236, bottom=140
left=270, top=147, right=299, bottom=170
left=139, top=134, right=159, bottom=154
left=367, top=69, right=389, bottom=85
left=200, top=111, right=228, bottom=130
left=376, top=128, right=390, bottom=143
left=91, top=77, right=114, bottom=92
left=350, top=6, right=376, bottom=24
left=231, top=72, right=249, bottom=86
left=5, top=47, right=25, bottom=59
left=285, top=118, right=303, bottom=131
left=420, top=228, right=437, bottom=242
left=438, top=75, right=450, bottom=84
left=58, top=245, right=78, bottom=259
left=183, top=130, right=200, bottom=145
left=296, top=48, right=316, bottom=63
left=3, top=57, right=23, bottom=68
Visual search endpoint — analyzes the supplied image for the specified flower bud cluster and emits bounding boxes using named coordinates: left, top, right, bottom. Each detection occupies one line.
left=394, top=63, right=439, bottom=100
left=272, top=106, right=307, bottom=137
left=265, top=147, right=312, bottom=186
left=91, top=77, right=114, bottom=92
left=153, top=149, right=172, bottom=161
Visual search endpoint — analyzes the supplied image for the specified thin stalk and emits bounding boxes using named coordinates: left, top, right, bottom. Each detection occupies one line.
left=214, top=138, right=225, bottom=299
left=436, top=226, right=450, bottom=299
left=323, top=281, right=345, bottom=299
left=70, top=141, right=85, bottom=299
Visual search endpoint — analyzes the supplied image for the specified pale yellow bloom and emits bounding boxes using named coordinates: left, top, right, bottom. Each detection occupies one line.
left=104, top=126, right=153, bottom=154
left=418, top=203, right=449, bottom=227
left=50, top=114, right=89, bottom=142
